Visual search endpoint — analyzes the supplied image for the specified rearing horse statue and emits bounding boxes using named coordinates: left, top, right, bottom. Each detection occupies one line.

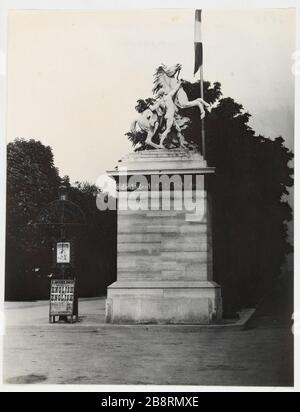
left=131, top=63, right=210, bottom=149
left=153, top=63, right=210, bottom=119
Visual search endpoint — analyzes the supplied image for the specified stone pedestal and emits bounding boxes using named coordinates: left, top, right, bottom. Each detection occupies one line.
left=105, top=148, right=222, bottom=324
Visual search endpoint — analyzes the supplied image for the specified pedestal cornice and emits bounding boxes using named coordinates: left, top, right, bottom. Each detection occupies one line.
left=107, top=148, right=215, bottom=178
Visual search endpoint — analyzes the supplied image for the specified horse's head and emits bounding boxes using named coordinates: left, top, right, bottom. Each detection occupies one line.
left=165, top=63, right=182, bottom=77
left=155, top=63, right=181, bottom=78
left=153, top=63, right=182, bottom=95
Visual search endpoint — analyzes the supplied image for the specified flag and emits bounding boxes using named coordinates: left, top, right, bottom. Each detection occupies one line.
left=194, top=9, right=203, bottom=75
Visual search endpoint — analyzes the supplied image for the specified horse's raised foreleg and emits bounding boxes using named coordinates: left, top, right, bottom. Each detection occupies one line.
left=178, top=98, right=210, bottom=119
left=198, top=98, right=211, bottom=110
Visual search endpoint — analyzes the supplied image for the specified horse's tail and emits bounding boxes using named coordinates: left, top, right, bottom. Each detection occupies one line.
left=130, top=119, right=137, bottom=133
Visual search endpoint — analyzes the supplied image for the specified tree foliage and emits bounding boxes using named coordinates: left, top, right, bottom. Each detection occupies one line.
left=5, top=139, right=116, bottom=300
left=65, top=180, right=117, bottom=298
left=6, top=139, right=61, bottom=299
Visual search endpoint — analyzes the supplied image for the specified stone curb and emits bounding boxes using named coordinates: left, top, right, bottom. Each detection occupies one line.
left=5, top=308, right=256, bottom=332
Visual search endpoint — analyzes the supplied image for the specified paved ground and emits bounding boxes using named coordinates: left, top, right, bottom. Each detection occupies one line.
left=2, top=297, right=294, bottom=386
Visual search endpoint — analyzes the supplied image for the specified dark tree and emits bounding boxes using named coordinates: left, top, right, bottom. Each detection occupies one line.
left=6, top=138, right=117, bottom=300
left=207, top=97, right=293, bottom=314
left=6, top=138, right=61, bottom=300
left=126, top=81, right=293, bottom=315
left=68, top=181, right=117, bottom=298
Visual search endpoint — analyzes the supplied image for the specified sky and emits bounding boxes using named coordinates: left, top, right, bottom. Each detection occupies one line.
left=6, top=8, right=295, bottom=184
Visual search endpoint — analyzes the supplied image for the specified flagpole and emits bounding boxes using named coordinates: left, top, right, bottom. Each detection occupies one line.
left=194, top=9, right=206, bottom=160
left=200, top=64, right=205, bottom=159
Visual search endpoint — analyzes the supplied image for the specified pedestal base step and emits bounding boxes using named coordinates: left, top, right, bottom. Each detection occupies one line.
left=105, top=281, right=222, bottom=324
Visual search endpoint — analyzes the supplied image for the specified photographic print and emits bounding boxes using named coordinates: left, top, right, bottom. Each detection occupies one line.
left=1, top=3, right=296, bottom=392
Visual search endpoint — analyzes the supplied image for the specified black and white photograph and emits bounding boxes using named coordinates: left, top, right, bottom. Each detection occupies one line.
left=0, top=0, right=298, bottom=394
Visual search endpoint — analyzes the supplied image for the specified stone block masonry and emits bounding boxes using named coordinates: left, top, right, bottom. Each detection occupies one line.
left=105, top=148, right=222, bottom=324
